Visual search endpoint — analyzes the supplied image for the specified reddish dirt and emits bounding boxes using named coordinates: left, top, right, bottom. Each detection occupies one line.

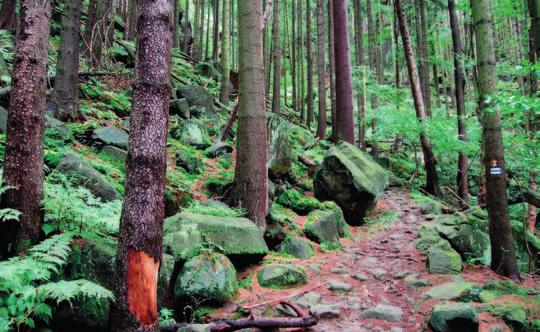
left=209, top=187, right=540, bottom=332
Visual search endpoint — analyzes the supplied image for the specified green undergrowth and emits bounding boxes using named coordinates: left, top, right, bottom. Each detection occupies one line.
left=183, top=201, right=246, bottom=217
left=364, top=209, right=397, bottom=234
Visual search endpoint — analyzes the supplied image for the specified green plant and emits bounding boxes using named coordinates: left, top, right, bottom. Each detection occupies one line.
left=183, top=201, right=246, bottom=217
left=0, top=233, right=113, bottom=331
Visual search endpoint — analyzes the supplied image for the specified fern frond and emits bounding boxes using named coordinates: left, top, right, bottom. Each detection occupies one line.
left=39, top=279, right=114, bottom=304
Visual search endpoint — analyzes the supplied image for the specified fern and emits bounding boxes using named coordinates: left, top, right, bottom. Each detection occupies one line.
left=0, top=234, right=114, bottom=331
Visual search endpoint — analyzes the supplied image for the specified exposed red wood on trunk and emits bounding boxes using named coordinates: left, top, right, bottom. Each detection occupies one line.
left=126, top=248, right=159, bottom=326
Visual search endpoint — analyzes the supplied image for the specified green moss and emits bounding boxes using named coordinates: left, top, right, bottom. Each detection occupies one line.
left=257, top=264, right=307, bottom=289
left=320, top=241, right=341, bottom=252
left=239, top=274, right=254, bottom=291
left=268, top=203, right=302, bottom=234
left=276, top=189, right=321, bottom=215
left=184, top=201, right=246, bottom=217
left=479, top=280, right=528, bottom=303
left=364, top=209, right=397, bottom=234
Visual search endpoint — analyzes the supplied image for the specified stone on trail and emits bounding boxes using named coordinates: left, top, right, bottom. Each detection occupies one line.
left=327, top=279, right=353, bottom=292
left=293, top=291, right=322, bottom=309
left=358, top=304, right=403, bottom=322
left=163, top=212, right=269, bottom=264
left=174, top=253, right=238, bottom=304
left=257, top=264, right=307, bottom=288
left=279, top=236, right=315, bottom=259
left=404, top=274, right=431, bottom=288
left=372, top=268, right=387, bottom=281
left=310, top=304, right=341, bottom=319
left=313, top=141, right=388, bottom=225
left=55, top=152, right=120, bottom=202
left=304, top=209, right=342, bottom=246
left=429, top=303, right=478, bottom=332
left=91, top=125, right=129, bottom=149
left=352, top=273, right=369, bottom=281
left=424, top=281, right=476, bottom=300
left=427, top=240, right=462, bottom=274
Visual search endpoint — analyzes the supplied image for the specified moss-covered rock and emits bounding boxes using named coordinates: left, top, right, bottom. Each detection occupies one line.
left=257, top=264, right=307, bottom=289
left=429, top=303, right=478, bottom=332
left=91, top=126, right=129, bottom=149
left=163, top=212, right=269, bottom=264
left=177, top=84, right=214, bottom=112
left=280, top=236, right=314, bottom=259
left=427, top=240, right=463, bottom=274
left=313, top=141, right=388, bottom=225
left=176, top=149, right=202, bottom=173
left=276, top=189, right=321, bottom=215
left=158, top=253, right=175, bottom=304
left=268, top=115, right=293, bottom=178
left=170, top=98, right=191, bottom=118
left=171, top=119, right=211, bottom=149
left=174, top=253, right=238, bottom=304
left=425, top=281, right=476, bottom=300
left=304, top=210, right=341, bottom=246
left=479, top=280, right=525, bottom=303
left=417, top=224, right=446, bottom=252
left=55, top=152, right=121, bottom=202
left=100, top=145, right=127, bottom=163
left=205, top=142, right=233, bottom=158
left=510, top=220, right=540, bottom=272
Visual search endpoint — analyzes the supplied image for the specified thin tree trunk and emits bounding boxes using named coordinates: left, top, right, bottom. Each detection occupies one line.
left=52, top=0, right=83, bottom=122
left=0, top=0, right=17, bottom=30
left=234, top=0, right=268, bottom=231
left=333, top=0, right=355, bottom=144
left=315, top=0, right=326, bottom=139
left=353, top=0, right=365, bottom=149
left=173, top=0, right=180, bottom=48
left=298, top=0, right=305, bottom=121
left=291, top=0, right=297, bottom=109
left=0, top=0, right=52, bottom=258
left=198, top=0, right=205, bottom=60
left=183, top=0, right=190, bottom=53
left=204, top=0, right=211, bottom=59
left=272, top=0, right=281, bottom=115
left=471, top=0, right=520, bottom=280
left=220, top=0, right=230, bottom=104
left=126, top=0, right=138, bottom=41
left=367, top=0, right=379, bottom=155
left=529, top=0, right=539, bottom=94
left=110, top=0, right=173, bottom=330
left=394, top=0, right=442, bottom=198
left=212, top=0, right=220, bottom=61
left=328, top=0, right=337, bottom=141
left=305, top=0, right=313, bottom=128
left=418, top=0, right=431, bottom=117
left=192, top=0, right=202, bottom=61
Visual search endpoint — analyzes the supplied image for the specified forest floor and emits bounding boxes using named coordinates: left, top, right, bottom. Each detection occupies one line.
left=209, top=186, right=540, bottom=332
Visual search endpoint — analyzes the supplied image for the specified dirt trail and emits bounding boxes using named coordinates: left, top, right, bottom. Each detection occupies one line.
left=213, top=187, right=539, bottom=332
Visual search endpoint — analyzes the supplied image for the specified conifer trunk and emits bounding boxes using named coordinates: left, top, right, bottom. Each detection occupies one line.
left=272, top=0, right=281, bottom=115
left=305, top=0, right=313, bottom=128
left=315, top=0, right=326, bottom=139
left=0, top=0, right=52, bottom=258
left=126, top=0, right=138, bottom=41
left=529, top=0, right=539, bottom=94
left=0, top=0, right=17, bottom=30
left=328, top=0, right=337, bottom=141
left=212, top=0, right=220, bottom=61
left=219, top=0, right=230, bottom=104
left=471, top=0, right=520, bottom=280
left=353, top=0, right=365, bottom=149
left=110, top=0, right=173, bottom=330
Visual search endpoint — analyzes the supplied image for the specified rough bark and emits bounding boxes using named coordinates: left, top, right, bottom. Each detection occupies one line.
left=529, top=0, right=540, bottom=94
left=367, top=0, right=379, bottom=156
left=471, top=0, right=520, bottom=280
left=0, top=0, right=51, bottom=258
left=212, top=0, right=220, bottom=61
left=234, top=0, right=268, bottom=231
left=219, top=0, right=230, bottom=104
left=305, top=0, right=313, bottom=128
left=126, top=0, right=138, bottom=41
left=353, top=0, right=366, bottom=149
left=109, top=0, right=173, bottom=330
left=291, top=0, right=297, bottom=109
left=0, top=0, right=17, bottom=30
left=328, top=0, right=337, bottom=141
left=394, top=0, right=442, bottom=198
left=183, top=0, right=190, bottom=53
left=272, top=0, right=281, bottom=115
left=315, top=0, right=326, bottom=139
left=192, top=0, right=202, bottom=61
left=333, top=0, right=355, bottom=144
left=52, top=0, right=83, bottom=122
left=448, top=0, right=469, bottom=203
left=417, top=0, right=431, bottom=117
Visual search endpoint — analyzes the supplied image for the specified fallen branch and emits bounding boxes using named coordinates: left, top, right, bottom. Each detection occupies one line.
left=242, top=282, right=326, bottom=311
left=219, top=99, right=239, bottom=142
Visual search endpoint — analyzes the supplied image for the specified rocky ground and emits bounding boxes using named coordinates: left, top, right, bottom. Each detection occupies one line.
left=208, top=187, right=540, bottom=332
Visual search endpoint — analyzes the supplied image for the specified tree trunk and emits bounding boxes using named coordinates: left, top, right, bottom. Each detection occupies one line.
left=198, top=0, right=205, bottom=60
left=448, top=0, right=469, bottom=203
left=0, top=0, right=51, bottom=258
left=126, top=0, right=138, bottom=41
left=332, top=0, right=355, bottom=144
left=173, top=0, right=180, bottom=48
left=212, top=0, right=220, bottom=61
left=353, top=0, right=365, bottom=149
left=183, top=0, right=190, bottom=53
left=291, top=0, right=297, bottom=109
left=305, top=0, right=313, bottom=128
left=234, top=0, right=268, bottom=231
left=192, top=0, right=202, bottom=61
left=471, top=0, right=520, bottom=280
left=394, top=0, right=442, bottom=198
left=417, top=0, right=431, bottom=117
left=529, top=0, right=539, bottom=94
left=328, top=0, right=337, bottom=142
left=0, top=0, right=17, bottom=30
left=109, top=0, right=173, bottom=331
left=219, top=0, right=230, bottom=104
left=52, top=0, right=83, bottom=122
left=367, top=0, right=379, bottom=156
left=272, top=0, right=281, bottom=115
left=298, top=0, right=305, bottom=121
left=315, top=0, right=326, bottom=139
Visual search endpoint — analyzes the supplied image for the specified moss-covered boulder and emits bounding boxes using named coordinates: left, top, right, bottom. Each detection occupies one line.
left=91, top=126, right=129, bottom=149
left=100, top=145, right=127, bottom=163
left=206, top=142, right=233, bottom=158
left=158, top=253, right=175, bottom=304
left=176, top=150, right=202, bottom=173
left=172, top=119, right=211, bottom=149
left=304, top=210, right=342, bottom=246
left=170, top=98, right=191, bottom=118
left=280, top=236, right=314, bottom=259
left=313, top=141, right=388, bottom=225
left=177, top=84, right=214, bottom=112
left=163, top=212, right=269, bottom=265
left=417, top=224, right=446, bottom=252
left=257, top=264, right=307, bottom=289
left=425, top=281, right=476, bottom=300
left=174, top=253, right=238, bottom=304
left=55, top=152, right=120, bottom=202
left=427, top=240, right=462, bottom=274
left=479, top=280, right=525, bottom=303
left=429, top=303, right=478, bottom=332
left=268, top=115, right=293, bottom=178
left=510, top=220, right=540, bottom=272
left=276, top=189, right=321, bottom=215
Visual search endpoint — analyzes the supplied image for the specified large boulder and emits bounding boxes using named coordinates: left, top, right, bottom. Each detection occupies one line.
left=206, top=142, right=233, bottom=158
left=174, top=253, right=238, bottom=304
left=170, top=98, right=191, bottom=118
left=424, top=281, right=476, bottom=300
left=45, top=115, right=72, bottom=142
left=163, top=212, right=269, bottom=265
left=267, top=115, right=293, bottom=178
left=429, top=303, right=478, bottom=332
left=55, top=153, right=120, bottom=202
left=427, top=240, right=462, bottom=274
left=313, top=141, right=388, bottom=225
left=280, top=236, right=314, bottom=259
left=100, top=145, right=127, bottom=163
left=171, top=119, right=211, bottom=149
left=91, top=126, right=129, bottom=149
left=177, top=84, right=214, bottom=113
left=304, top=210, right=342, bottom=246
left=176, top=150, right=203, bottom=173
left=257, top=264, right=307, bottom=289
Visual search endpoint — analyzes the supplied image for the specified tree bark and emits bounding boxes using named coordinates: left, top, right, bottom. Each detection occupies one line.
left=109, top=0, right=173, bottom=330
left=333, top=0, right=355, bottom=144
left=272, top=0, right=281, bottom=115
left=367, top=0, right=379, bottom=156
left=328, top=0, right=337, bottom=142
left=0, top=0, right=52, bottom=258
left=52, top=0, right=83, bottom=122
left=183, top=0, right=190, bottom=53
left=471, top=0, right=520, bottom=280
left=0, top=0, right=17, bottom=30
left=126, top=0, right=138, bottom=41
left=305, top=0, right=313, bottom=128
left=353, top=0, right=365, bottom=149
left=417, top=0, right=431, bottom=117
left=291, top=0, right=297, bottom=109
left=173, top=0, right=180, bottom=48
left=192, top=0, right=202, bottom=61
left=529, top=0, right=540, bottom=94
left=448, top=0, right=469, bottom=203
left=394, top=0, right=442, bottom=198
left=234, top=0, right=268, bottom=231
left=212, top=0, right=220, bottom=61
left=315, top=0, right=326, bottom=139
left=219, top=0, right=230, bottom=105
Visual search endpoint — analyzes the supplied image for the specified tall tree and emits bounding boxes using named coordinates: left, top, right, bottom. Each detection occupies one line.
left=173, top=0, right=181, bottom=48
left=51, top=0, right=83, bottom=122
left=272, top=0, right=281, bottom=115
left=471, top=0, right=520, bottom=280
left=394, top=0, right=442, bottom=198
left=415, top=0, right=431, bottom=117
left=366, top=0, right=379, bottom=155
left=315, top=0, right=326, bottom=139
left=529, top=0, right=540, bottom=94
left=0, top=0, right=17, bottom=30
left=353, top=0, right=366, bottom=149
left=192, top=0, right=202, bottom=61
left=109, top=0, right=173, bottom=330
left=234, top=0, right=268, bottom=231
left=291, top=0, right=297, bottom=109
left=333, top=0, right=355, bottom=144
left=126, top=0, right=138, bottom=41
left=219, top=0, right=230, bottom=104
left=0, top=0, right=52, bottom=258
left=212, top=0, right=220, bottom=61
left=183, top=0, right=190, bottom=53
left=305, top=0, right=314, bottom=128
left=328, top=0, right=337, bottom=141
left=448, top=0, right=469, bottom=202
